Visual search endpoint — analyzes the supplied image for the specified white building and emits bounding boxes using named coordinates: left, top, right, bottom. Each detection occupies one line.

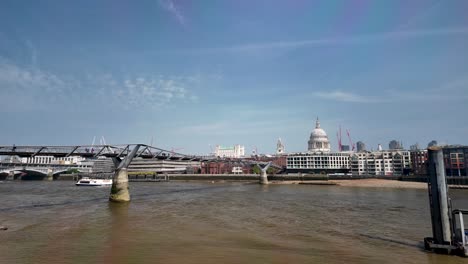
left=232, top=166, right=243, bottom=174
left=350, top=150, right=411, bottom=176
left=21, top=156, right=86, bottom=165
left=287, top=152, right=350, bottom=173
left=286, top=117, right=412, bottom=175
left=308, top=118, right=331, bottom=152
left=214, top=145, right=245, bottom=158
left=128, top=158, right=201, bottom=174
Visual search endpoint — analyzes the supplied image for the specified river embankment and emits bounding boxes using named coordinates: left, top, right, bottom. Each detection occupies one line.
left=53, top=173, right=468, bottom=189
left=331, top=179, right=427, bottom=188
left=268, top=179, right=426, bottom=188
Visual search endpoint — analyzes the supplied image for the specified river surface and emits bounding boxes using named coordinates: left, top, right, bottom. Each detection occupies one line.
left=0, top=181, right=467, bottom=264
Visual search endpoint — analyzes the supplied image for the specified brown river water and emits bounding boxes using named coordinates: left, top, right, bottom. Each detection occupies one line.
left=0, top=181, right=467, bottom=264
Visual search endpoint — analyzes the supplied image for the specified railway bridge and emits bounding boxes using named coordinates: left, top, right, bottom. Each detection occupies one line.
left=0, top=162, right=92, bottom=180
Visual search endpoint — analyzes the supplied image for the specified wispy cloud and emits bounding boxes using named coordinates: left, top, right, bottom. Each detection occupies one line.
left=314, top=91, right=382, bottom=103
left=434, top=76, right=468, bottom=92
left=81, top=73, right=201, bottom=110
left=158, top=0, right=185, bottom=26
left=0, top=57, right=201, bottom=112
left=0, top=58, right=74, bottom=111
left=0, top=59, right=70, bottom=94
left=315, top=80, right=468, bottom=104
left=207, top=27, right=468, bottom=53
left=114, top=76, right=191, bottom=108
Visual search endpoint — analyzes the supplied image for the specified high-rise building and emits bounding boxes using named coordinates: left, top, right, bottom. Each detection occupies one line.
left=389, top=140, right=403, bottom=150
left=428, top=140, right=438, bottom=148
left=341, top=145, right=350, bottom=151
left=276, top=138, right=285, bottom=155
left=410, top=143, right=420, bottom=151
left=356, top=141, right=366, bottom=152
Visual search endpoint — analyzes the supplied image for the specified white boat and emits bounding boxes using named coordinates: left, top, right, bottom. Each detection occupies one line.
left=75, top=177, right=112, bottom=186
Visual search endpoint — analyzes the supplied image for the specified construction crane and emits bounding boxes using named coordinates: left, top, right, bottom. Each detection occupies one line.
left=336, top=126, right=343, bottom=152
left=346, top=129, right=355, bottom=151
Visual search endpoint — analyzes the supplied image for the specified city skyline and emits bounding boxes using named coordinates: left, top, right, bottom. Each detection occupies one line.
left=1, top=1, right=468, bottom=154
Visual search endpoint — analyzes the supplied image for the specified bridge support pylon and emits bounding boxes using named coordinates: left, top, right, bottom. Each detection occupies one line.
left=260, top=170, right=269, bottom=185
left=46, top=169, right=53, bottom=181
left=258, top=162, right=272, bottom=185
left=109, top=168, right=131, bottom=202
left=7, top=171, right=14, bottom=181
left=109, top=145, right=141, bottom=203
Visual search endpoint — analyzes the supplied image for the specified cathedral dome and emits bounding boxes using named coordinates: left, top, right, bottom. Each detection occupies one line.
left=308, top=118, right=331, bottom=152
left=311, top=127, right=327, bottom=138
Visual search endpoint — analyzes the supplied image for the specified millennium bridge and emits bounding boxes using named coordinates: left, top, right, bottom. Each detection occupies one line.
left=0, top=144, right=207, bottom=160
left=0, top=144, right=275, bottom=201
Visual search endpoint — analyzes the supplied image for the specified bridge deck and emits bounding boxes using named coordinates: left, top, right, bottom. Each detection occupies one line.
left=0, top=145, right=280, bottom=168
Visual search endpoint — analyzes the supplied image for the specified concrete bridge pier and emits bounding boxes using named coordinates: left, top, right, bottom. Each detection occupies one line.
left=6, top=171, right=14, bottom=181
left=46, top=169, right=53, bottom=181
left=260, top=170, right=269, bottom=185
left=109, top=168, right=130, bottom=202
left=258, top=162, right=272, bottom=185
left=109, top=145, right=141, bottom=203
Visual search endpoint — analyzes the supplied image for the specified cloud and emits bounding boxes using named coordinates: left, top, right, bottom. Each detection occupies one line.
left=0, top=58, right=201, bottom=112
left=315, top=81, right=468, bottom=104
left=436, top=76, right=468, bottom=92
left=114, top=76, right=192, bottom=108
left=314, top=91, right=381, bottom=103
left=206, top=27, right=468, bottom=53
left=158, top=0, right=185, bottom=26
left=0, top=59, right=76, bottom=111
left=0, top=59, right=70, bottom=95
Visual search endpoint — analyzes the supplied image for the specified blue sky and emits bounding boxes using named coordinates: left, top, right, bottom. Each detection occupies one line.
left=1, top=0, right=467, bottom=154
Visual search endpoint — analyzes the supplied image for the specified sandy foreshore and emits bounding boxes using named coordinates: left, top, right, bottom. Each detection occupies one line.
left=330, top=179, right=427, bottom=189
left=271, top=179, right=428, bottom=189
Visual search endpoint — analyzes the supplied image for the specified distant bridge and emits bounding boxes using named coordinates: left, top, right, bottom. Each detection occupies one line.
left=0, top=162, right=92, bottom=180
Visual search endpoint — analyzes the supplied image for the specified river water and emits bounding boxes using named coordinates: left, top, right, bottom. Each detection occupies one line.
left=0, top=181, right=467, bottom=264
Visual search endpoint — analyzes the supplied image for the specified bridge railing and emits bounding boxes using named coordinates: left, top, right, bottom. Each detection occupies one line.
left=0, top=144, right=193, bottom=159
